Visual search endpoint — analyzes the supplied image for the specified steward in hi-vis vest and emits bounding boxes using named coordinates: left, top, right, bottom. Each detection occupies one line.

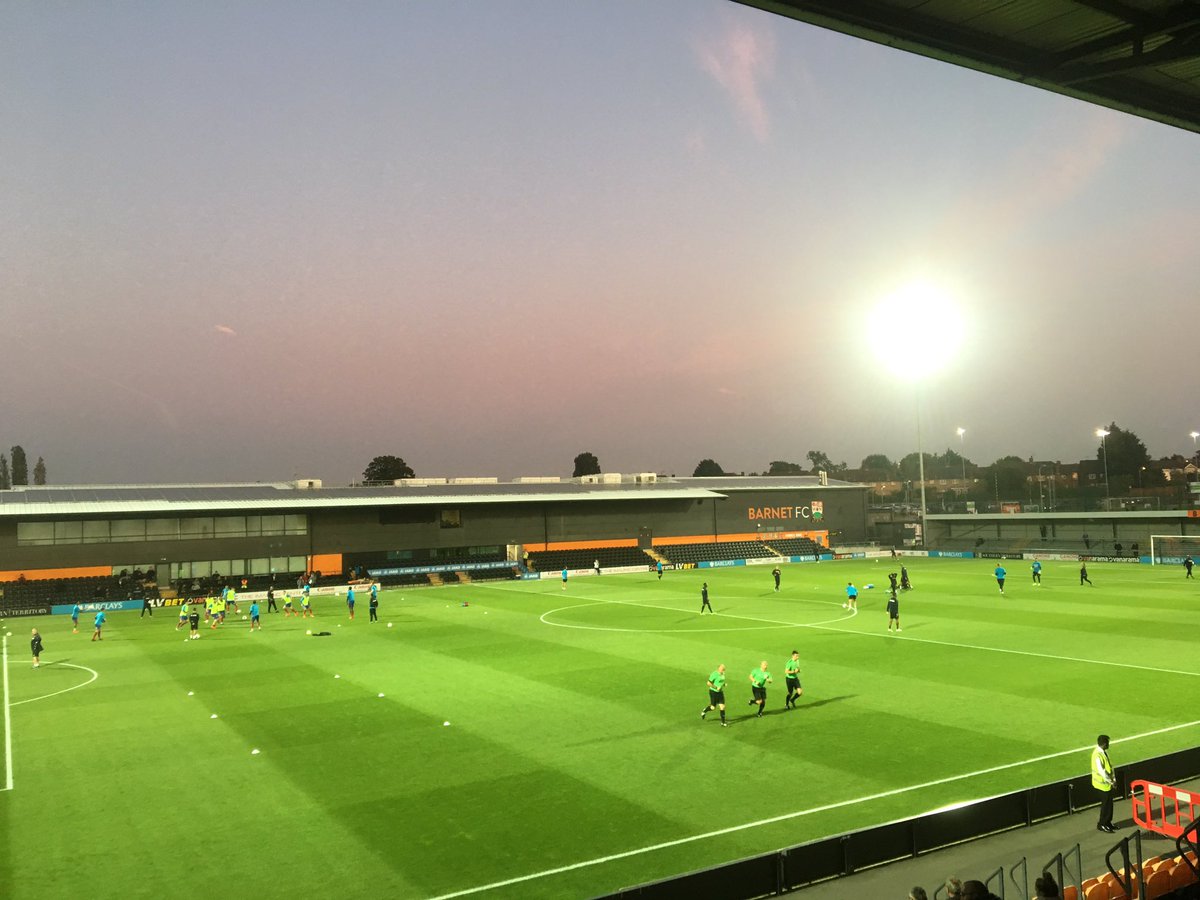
left=1091, top=734, right=1115, bottom=833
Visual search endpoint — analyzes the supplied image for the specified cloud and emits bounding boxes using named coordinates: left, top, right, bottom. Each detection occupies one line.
left=694, top=18, right=776, bottom=142
left=937, top=110, right=1131, bottom=255
left=214, top=324, right=238, bottom=336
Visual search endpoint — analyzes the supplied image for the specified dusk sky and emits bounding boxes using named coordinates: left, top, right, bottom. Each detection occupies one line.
left=3, top=1, right=1198, bottom=485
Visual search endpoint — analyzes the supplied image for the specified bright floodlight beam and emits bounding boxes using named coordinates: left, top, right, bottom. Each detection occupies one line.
left=869, top=281, right=965, bottom=542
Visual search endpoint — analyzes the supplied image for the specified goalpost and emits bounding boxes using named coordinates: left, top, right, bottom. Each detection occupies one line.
left=1148, top=535, right=1200, bottom=565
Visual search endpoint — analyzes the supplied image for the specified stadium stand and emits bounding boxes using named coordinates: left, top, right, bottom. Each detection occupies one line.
left=763, top=537, right=825, bottom=557
left=658, top=541, right=778, bottom=566
left=526, top=546, right=650, bottom=572
left=0, top=573, right=160, bottom=609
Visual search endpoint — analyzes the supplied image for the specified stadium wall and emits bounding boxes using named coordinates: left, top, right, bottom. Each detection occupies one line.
left=0, top=519, right=310, bottom=573
left=306, top=489, right=866, bottom=555
left=0, top=485, right=866, bottom=576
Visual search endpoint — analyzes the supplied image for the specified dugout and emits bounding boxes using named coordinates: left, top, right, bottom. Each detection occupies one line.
left=0, top=476, right=868, bottom=586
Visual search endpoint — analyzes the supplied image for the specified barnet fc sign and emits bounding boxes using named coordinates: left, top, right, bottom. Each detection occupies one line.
left=748, top=501, right=823, bottom=522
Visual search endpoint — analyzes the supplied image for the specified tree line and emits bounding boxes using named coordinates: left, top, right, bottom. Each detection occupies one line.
left=0, top=446, right=47, bottom=489
left=362, top=422, right=1185, bottom=494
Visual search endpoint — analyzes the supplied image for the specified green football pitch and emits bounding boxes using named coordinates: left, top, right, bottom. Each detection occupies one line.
left=2, top=558, right=1198, bottom=899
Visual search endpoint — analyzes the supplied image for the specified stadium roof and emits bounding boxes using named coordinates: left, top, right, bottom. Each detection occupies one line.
left=0, top=476, right=862, bottom=518
left=737, top=0, right=1200, bottom=135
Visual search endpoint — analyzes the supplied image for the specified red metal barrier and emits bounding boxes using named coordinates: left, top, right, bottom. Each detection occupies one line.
left=1131, top=780, right=1199, bottom=839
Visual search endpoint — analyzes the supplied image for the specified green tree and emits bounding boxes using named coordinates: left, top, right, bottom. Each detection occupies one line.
left=572, top=451, right=601, bottom=477
left=986, top=455, right=1030, bottom=499
left=860, top=453, right=894, bottom=472
left=0, top=454, right=9, bottom=489
left=766, top=460, right=805, bottom=475
left=806, top=450, right=846, bottom=474
left=10, top=446, right=27, bottom=486
left=692, top=459, right=725, bottom=477
left=362, top=455, right=414, bottom=483
left=33, top=457, right=46, bottom=485
left=897, top=452, right=936, bottom=480
left=1096, top=422, right=1150, bottom=482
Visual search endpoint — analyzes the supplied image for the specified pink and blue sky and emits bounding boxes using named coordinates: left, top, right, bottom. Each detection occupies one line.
left=2, top=1, right=1198, bottom=484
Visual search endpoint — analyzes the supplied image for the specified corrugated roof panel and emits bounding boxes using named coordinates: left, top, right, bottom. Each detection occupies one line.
left=0, top=477, right=861, bottom=518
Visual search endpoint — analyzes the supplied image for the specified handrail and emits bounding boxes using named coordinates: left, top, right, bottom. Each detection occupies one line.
left=1007, top=857, right=1027, bottom=900
left=984, top=865, right=1006, bottom=898
left=1178, top=822, right=1199, bottom=877
left=1103, top=830, right=1144, bottom=899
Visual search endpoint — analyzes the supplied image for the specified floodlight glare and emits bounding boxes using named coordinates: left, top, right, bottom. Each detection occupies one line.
left=1191, top=431, right=1199, bottom=440
left=956, top=427, right=965, bottom=437
left=1096, top=428, right=1110, bottom=438
left=869, top=281, right=964, bottom=380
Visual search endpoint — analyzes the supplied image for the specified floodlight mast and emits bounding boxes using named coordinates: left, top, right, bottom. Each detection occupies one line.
left=917, top=389, right=927, bottom=543
left=1097, top=428, right=1111, bottom=504
left=870, top=280, right=964, bottom=547
left=956, top=427, right=966, bottom=484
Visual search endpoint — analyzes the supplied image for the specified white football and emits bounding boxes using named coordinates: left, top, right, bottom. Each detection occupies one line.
left=387, top=623, right=393, bottom=628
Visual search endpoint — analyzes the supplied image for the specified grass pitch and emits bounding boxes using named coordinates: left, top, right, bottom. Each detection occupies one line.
left=2, top=558, right=1199, bottom=899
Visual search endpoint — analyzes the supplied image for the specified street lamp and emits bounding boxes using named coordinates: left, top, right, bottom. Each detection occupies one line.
left=869, top=281, right=965, bottom=545
left=1096, top=428, right=1111, bottom=505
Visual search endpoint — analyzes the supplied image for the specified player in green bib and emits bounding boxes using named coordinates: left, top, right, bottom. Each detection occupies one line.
left=748, top=661, right=772, bottom=718
left=700, top=664, right=728, bottom=727
left=784, top=650, right=803, bottom=708
left=177, top=602, right=190, bottom=631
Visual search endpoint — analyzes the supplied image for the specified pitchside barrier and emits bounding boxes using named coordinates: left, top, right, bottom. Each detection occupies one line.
left=1132, top=780, right=1199, bottom=839
left=600, top=745, right=1200, bottom=900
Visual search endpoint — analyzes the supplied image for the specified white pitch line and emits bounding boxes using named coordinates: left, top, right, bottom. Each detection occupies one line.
left=2, top=635, right=12, bottom=792
left=540, top=596, right=856, bottom=634
left=9, top=662, right=99, bottom=707
left=808, top=621, right=1200, bottom=679
left=427, top=717, right=1200, bottom=900
left=547, top=596, right=1200, bottom=680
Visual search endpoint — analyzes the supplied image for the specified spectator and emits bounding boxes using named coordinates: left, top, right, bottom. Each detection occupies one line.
left=909, top=888, right=928, bottom=900
left=961, top=881, right=998, bottom=900
left=943, top=878, right=963, bottom=900
left=1034, top=871, right=1060, bottom=898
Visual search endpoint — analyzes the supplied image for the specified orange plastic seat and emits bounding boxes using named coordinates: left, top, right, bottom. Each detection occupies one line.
left=1062, top=886, right=1079, bottom=900
left=1143, top=869, right=1171, bottom=900
left=1168, top=860, right=1198, bottom=889
left=1084, top=883, right=1109, bottom=900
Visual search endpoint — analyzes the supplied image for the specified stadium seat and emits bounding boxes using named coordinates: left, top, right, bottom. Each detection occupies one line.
left=1062, top=886, right=1078, bottom=900
left=1142, top=869, right=1170, bottom=900
left=1083, top=882, right=1108, bottom=900
left=1168, top=860, right=1197, bottom=890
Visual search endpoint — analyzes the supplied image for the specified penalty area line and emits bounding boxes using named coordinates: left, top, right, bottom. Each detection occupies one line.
left=426, top=717, right=1200, bottom=900
left=2, top=635, right=11, bottom=791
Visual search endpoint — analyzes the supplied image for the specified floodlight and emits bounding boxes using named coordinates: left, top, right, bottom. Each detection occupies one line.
left=1096, top=428, right=1110, bottom=438
left=869, top=281, right=964, bottom=381
left=956, top=427, right=965, bottom=438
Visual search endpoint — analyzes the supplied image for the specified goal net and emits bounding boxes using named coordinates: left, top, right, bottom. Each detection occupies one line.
left=1148, top=535, right=1200, bottom=565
